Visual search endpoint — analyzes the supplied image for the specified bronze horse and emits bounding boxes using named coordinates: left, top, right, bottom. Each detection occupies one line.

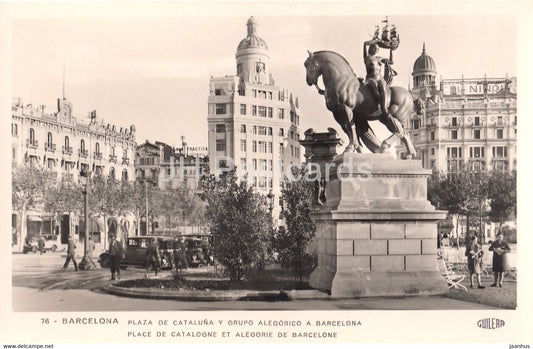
left=304, top=50, right=422, bottom=157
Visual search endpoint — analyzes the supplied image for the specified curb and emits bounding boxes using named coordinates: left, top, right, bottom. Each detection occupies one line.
left=102, top=284, right=331, bottom=302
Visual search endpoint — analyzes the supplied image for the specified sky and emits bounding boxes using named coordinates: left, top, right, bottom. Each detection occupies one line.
left=10, top=6, right=517, bottom=148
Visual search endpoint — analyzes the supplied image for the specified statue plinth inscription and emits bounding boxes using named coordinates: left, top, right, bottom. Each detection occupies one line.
left=302, top=132, right=447, bottom=297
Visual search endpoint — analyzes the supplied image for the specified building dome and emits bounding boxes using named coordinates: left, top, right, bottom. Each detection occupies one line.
left=237, top=16, right=268, bottom=51
left=412, top=43, right=436, bottom=74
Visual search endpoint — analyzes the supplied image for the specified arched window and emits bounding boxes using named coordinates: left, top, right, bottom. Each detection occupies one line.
left=47, top=132, right=53, bottom=145
left=95, top=142, right=100, bottom=153
left=111, top=146, right=115, bottom=156
left=65, top=136, right=69, bottom=148
left=123, top=149, right=127, bottom=158
left=122, top=169, right=128, bottom=181
left=29, top=128, right=35, bottom=142
left=80, top=139, right=85, bottom=151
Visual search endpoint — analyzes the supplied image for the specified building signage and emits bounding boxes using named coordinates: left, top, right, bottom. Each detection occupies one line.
left=442, top=79, right=512, bottom=96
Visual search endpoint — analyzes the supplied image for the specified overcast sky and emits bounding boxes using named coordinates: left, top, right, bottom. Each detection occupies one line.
left=10, top=7, right=517, bottom=147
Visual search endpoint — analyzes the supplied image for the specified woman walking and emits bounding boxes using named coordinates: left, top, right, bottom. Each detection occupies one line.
left=489, top=233, right=511, bottom=287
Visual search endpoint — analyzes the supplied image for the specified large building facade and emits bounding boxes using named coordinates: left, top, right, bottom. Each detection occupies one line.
left=11, top=96, right=137, bottom=248
left=400, top=44, right=517, bottom=173
left=207, top=17, right=302, bottom=216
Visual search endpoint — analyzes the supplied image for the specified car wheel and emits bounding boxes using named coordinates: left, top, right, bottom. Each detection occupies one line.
left=99, top=255, right=110, bottom=268
left=51, top=245, right=57, bottom=252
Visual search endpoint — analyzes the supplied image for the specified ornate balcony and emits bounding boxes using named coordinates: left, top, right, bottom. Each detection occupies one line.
left=122, top=157, right=130, bottom=165
left=26, top=139, right=38, bottom=148
left=79, top=149, right=88, bottom=158
left=44, top=143, right=56, bottom=152
left=94, top=152, right=103, bottom=160
left=62, top=146, right=73, bottom=155
left=109, top=154, right=117, bottom=163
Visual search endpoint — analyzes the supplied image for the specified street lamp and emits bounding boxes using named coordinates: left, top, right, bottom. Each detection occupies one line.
left=78, top=168, right=96, bottom=270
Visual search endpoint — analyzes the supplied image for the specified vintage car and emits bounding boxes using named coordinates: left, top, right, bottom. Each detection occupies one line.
left=98, top=236, right=175, bottom=269
left=185, top=236, right=213, bottom=268
left=23, top=234, right=59, bottom=253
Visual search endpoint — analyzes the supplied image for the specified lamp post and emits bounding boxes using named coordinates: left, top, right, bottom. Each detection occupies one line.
left=79, top=168, right=96, bottom=270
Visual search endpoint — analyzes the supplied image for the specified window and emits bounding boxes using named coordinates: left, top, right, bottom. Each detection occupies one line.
left=109, top=167, right=116, bottom=180
left=11, top=123, right=18, bottom=136
left=258, top=106, right=267, bottom=117
left=216, top=124, right=226, bottom=133
left=252, top=141, right=257, bottom=153
left=253, top=159, right=258, bottom=170
left=492, top=146, right=507, bottom=158
left=240, top=104, right=247, bottom=115
left=447, top=147, right=462, bottom=158
left=258, top=90, right=266, bottom=99
left=268, top=142, right=273, bottom=154
left=431, top=160, right=435, bottom=168
left=252, top=90, right=257, bottom=98
left=122, top=170, right=128, bottom=181
left=216, top=139, right=226, bottom=152
left=268, top=92, right=273, bottom=100
left=470, top=147, right=484, bottom=158
left=258, top=176, right=267, bottom=188
left=279, top=128, right=284, bottom=137
left=497, top=116, right=503, bottom=126
left=80, top=139, right=85, bottom=151
left=252, top=105, right=257, bottom=116
left=267, top=107, right=273, bottom=118
left=268, top=127, right=272, bottom=136
left=473, top=130, right=481, bottom=139
left=215, top=104, right=226, bottom=115
left=240, top=139, right=247, bottom=152
left=258, top=126, right=267, bottom=135
left=259, top=159, right=267, bottom=172
left=451, top=130, right=458, bottom=139
left=253, top=126, right=257, bottom=134
left=95, top=142, right=100, bottom=154
left=65, top=136, right=69, bottom=148
left=496, top=129, right=503, bottom=139
left=240, top=158, right=247, bottom=170
left=279, top=143, right=284, bottom=155
left=290, top=145, right=294, bottom=157
left=240, top=124, right=246, bottom=133
left=278, top=108, right=285, bottom=119
left=214, top=89, right=222, bottom=96
left=110, top=146, right=115, bottom=155
left=237, top=63, right=242, bottom=74
left=474, top=117, right=480, bottom=126
left=123, top=149, right=127, bottom=158
left=451, top=117, right=457, bottom=126
left=47, top=132, right=53, bottom=145
left=430, top=131, right=435, bottom=141
left=431, top=148, right=435, bottom=156
left=258, top=141, right=267, bottom=153
left=268, top=160, right=273, bottom=171
left=295, top=147, right=300, bottom=158
left=29, top=128, right=35, bottom=142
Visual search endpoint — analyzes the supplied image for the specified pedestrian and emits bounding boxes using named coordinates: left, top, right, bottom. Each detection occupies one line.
left=466, top=235, right=485, bottom=289
left=62, top=235, right=78, bottom=271
left=145, top=238, right=161, bottom=278
left=108, top=234, right=125, bottom=280
left=489, top=232, right=511, bottom=287
left=86, top=235, right=95, bottom=261
left=38, top=236, right=45, bottom=255
left=173, top=236, right=188, bottom=277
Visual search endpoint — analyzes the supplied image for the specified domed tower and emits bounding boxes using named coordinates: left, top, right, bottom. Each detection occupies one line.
left=235, top=16, right=271, bottom=85
left=412, top=43, right=437, bottom=99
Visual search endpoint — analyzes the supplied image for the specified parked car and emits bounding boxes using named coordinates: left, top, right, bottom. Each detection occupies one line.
left=98, top=236, right=175, bottom=269
left=23, top=234, right=59, bottom=253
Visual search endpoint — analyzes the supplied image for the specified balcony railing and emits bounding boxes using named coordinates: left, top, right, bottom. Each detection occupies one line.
left=26, top=139, right=38, bottom=148
left=94, top=152, right=103, bottom=160
left=62, top=146, right=73, bottom=155
left=79, top=149, right=88, bottom=157
left=122, top=157, right=130, bottom=165
left=109, top=154, right=117, bottom=163
left=44, top=143, right=56, bottom=152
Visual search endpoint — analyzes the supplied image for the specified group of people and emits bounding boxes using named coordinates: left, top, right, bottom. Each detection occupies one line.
left=466, top=233, right=511, bottom=289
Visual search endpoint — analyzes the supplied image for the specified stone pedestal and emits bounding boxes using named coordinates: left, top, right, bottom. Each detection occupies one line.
left=309, top=153, right=448, bottom=297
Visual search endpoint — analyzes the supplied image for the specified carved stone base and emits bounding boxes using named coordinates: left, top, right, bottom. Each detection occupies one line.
left=308, top=153, right=448, bottom=297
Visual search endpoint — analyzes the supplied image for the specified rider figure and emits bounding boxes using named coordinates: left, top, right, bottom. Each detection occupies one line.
left=363, top=40, right=394, bottom=121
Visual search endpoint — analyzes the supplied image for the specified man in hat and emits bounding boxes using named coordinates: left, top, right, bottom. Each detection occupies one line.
left=62, top=235, right=78, bottom=271
left=108, top=234, right=125, bottom=280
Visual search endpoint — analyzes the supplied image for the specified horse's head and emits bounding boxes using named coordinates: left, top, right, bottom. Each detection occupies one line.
left=304, top=50, right=320, bottom=86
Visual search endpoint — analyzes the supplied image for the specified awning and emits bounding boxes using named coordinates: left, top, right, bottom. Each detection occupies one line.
left=27, top=215, right=42, bottom=222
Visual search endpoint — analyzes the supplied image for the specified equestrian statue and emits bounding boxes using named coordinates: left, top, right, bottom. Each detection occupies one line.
left=304, top=19, right=423, bottom=158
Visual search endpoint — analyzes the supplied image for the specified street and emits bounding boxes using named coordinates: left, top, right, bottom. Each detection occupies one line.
left=12, top=252, right=495, bottom=311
